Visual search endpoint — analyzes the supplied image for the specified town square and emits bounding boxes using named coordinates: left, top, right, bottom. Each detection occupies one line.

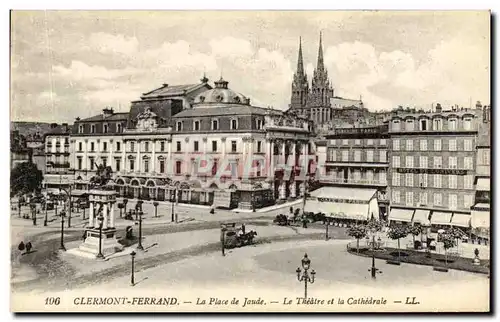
left=9, top=10, right=490, bottom=312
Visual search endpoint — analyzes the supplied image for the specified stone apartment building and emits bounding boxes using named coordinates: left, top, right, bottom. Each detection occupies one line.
left=387, top=104, right=480, bottom=229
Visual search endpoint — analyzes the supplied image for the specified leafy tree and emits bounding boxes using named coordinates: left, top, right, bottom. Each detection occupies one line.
left=441, top=233, right=456, bottom=265
left=153, top=201, right=159, bottom=218
left=366, top=219, right=383, bottom=233
left=347, top=225, right=367, bottom=253
left=10, top=162, right=43, bottom=197
left=408, top=225, right=423, bottom=246
left=446, top=227, right=463, bottom=253
left=387, top=224, right=409, bottom=262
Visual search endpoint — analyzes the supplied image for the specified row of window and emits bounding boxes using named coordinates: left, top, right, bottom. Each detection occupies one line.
left=327, top=170, right=387, bottom=183
left=46, top=138, right=69, bottom=147
left=392, top=190, right=474, bottom=210
left=77, top=157, right=263, bottom=177
left=391, top=116, right=474, bottom=132
left=392, top=138, right=474, bottom=151
left=78, top=123, right=124, bottom=134
left=392, top=173, right=474, bottom=189
left=329, top=138, right=387, bottom=146
left=174, top=140, right=264, bottom=153
left=392, top=155, right=474, bottom=170
left=327, top=149, right=387, bottom=163
left=176, top=119, right=264, bottom=132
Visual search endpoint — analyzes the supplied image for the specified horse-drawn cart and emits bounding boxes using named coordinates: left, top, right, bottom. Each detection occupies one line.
left=221, top=223, right=257, bottom=249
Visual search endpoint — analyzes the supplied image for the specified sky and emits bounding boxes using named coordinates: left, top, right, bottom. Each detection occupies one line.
left=10, top=10, right=490, bottom=123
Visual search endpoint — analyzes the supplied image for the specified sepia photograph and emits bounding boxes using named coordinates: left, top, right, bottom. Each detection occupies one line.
left=9, top=9, right=491, bottom=313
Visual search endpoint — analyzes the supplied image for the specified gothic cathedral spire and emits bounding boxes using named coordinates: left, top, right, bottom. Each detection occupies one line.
left=290, top=37, right=309, bottom=110
left=309, top=31, right=334, bottom=109
left=316, top=31, right=325, bottom=72
left=297, top=36, right=305, bottom=76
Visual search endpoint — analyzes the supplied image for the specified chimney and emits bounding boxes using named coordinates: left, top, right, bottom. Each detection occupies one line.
left=476, top=101, right=482, bottom=109
left=435, top=103, right=442, bottom=113
left=75, top=117, right=80, bottom=121
left=62, top=123, right=69, bottom=132
left=50, top=123, right=58, bottom=129
left=103, top=107, right=114, bottom=118
left=163, top=83, right=169, bottom=87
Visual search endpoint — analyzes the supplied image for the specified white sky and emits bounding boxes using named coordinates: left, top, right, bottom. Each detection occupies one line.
left=10, top=10, right=490, bottom=122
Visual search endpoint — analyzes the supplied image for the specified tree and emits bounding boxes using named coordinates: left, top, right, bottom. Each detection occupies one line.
left=446, top=227, right=463, bottom=253
left=387, top=224, right=409, bottom=262
left=441, top=233, right=456, bottom=265
left=10, top=162, right=43, bottom=198
left=408, top=225, right=423, bottom=247
left=153, top=201, right=159, bottom=218
left=347, top=225, right=367, bottom=253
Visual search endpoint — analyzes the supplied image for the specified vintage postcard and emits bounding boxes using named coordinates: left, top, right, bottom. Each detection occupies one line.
left=10, top=10, right=491, bottom=313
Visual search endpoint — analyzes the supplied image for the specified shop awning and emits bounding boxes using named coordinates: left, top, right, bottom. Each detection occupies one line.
left=476, top=178, right=490, bottom=191
left=310, top=187, right=377, bottom=202
left=412, top=209, right=430, bottom=225
left=388, top=208, right=414, bottom=222
left=430, top=211, right=452, bottom=225
left=305, top=198, right=371, bottom=220
left=450, top=213, right=471, bottom=228
left=471, top=208, right=490, bottom=229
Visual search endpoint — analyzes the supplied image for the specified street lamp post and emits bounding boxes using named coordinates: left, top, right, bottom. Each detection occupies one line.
left=44, top=201, right=48, bottom=226
left=325, top=221, right=329, bottom=241
left=59, top=210, right=66, bottom=251
left=130, top=251, right=136, bottom=286
left=296, top=253, right=316, bottom=299
left=368, top=226, right=382, bottom=279
left=221, top=226, right=227, bottom=256
left=137, top=211, right=144, bottom=251
left=96, top=213, right=105, bottom=259
left=171, top=188, right=177, bottom=222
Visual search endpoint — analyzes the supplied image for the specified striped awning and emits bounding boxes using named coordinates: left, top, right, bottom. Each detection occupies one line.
left=431, top=211, right=452, bottom=225
left=476, top=178, right=490, bottom=191
left=450, top=213, right=471, bottom=228
left=389, top=208, right=414, bottom=222
left=413, top=209, right=431, bottom=225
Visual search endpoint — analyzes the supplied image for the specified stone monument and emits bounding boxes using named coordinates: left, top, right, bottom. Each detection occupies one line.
left=72, top=164, right=124, bottom=258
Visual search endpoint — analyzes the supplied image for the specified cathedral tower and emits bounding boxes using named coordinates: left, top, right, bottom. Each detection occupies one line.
left=290, top=37, right=309, bottom=111
left=308, top=32, right=334, bottom=108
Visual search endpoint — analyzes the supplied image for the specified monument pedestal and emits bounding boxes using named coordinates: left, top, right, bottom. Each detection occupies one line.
left=78, top=228, right=124, bottom=257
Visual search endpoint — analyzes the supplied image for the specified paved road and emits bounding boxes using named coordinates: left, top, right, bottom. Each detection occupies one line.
left=11, top=219, right=348, bottom=293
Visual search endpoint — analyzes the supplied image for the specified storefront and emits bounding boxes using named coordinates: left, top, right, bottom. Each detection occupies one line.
left=412, top=209, right=430, bottom=226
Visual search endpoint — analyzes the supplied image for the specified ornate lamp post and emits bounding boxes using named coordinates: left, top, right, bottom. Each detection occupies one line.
left=296, top=253, right=316, bottom=299
left=96, top=213, right=105, bottom=259
left=325, top=220, right=329, bottom=241
left=130, top=251, right=136, bottom=286
left=59, top=210, right=66, bottom=251
left=136, top=211, right=144, bottom=251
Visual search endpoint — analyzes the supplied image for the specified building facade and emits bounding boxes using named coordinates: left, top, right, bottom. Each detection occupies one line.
left=471, top=105, right=491, bottom=241
left=388, top=104, right=480, bottom=229
left=67, top=77, right=314, bottom=210
left=320, top=124, right=390, bottom=218
left=42, top=123, right=73, bottom=194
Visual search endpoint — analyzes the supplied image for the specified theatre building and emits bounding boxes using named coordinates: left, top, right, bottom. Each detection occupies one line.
left=387, top=104, right=479, bottom=229
left=87, top=77, right=313, bottom=210
left=317, top=124, right=390, bottom=220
